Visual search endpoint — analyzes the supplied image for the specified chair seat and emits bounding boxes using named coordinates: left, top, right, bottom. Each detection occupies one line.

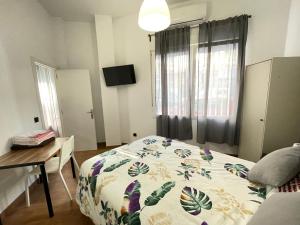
left=29, top=157, right=60, bottom=175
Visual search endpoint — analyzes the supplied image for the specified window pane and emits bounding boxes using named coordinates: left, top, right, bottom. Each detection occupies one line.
left=155, top=54, right=162, bottom=115
left=155, top=51, right=190, bottom=118
left=194, top=43, right=238, bottom=118
left=35, top=63, right=62, bottom=136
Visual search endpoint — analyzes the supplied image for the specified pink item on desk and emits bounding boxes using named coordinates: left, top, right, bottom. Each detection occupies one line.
left=11, top=129, right=56, bottom=150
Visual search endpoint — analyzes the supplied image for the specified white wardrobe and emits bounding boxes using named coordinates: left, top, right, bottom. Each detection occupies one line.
left=239, top=57, right=300, bottom=162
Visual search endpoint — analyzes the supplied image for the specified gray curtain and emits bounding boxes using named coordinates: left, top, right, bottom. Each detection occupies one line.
left=196, top=15, right=248, bottom=145
left=155, top=27, right=192, bottom=140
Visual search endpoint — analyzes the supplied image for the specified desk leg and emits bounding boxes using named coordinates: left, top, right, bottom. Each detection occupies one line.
left=40, top=164, right=54, bottom=217
left=70, top=157, right=76, bottom=178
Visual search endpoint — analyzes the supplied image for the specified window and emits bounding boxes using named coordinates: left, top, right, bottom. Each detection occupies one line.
left=194, top=43, right=238, bottom=118
left=155, top=52, right=190, bottom=117
left=34, top=62, right=62, bottom=136
left=153, top=33, right=239, bottom=119
left=153, top=15, right=248, bottom=144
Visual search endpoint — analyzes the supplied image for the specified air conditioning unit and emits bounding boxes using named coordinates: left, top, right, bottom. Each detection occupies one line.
left=170, top=2, right=207, bottom=25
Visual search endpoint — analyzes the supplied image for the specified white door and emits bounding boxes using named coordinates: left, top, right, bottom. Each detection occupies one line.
left=56, top=70, right=97, bottom=151
left=238, top=60, right=271, bottom=162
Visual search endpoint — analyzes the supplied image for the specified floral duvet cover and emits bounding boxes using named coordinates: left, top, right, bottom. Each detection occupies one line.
left=76, top=136, right=266, bottom=225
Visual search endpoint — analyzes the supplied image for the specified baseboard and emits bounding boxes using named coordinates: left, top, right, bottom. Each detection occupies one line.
left=97, top=142, right=106, bottom=148
left=1, top=177, right=38, bottom=223
left=97, top=142, right=127, bottom=148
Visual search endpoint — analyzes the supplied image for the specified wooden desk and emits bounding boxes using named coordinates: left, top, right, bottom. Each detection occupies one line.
left=0, top=138, right=68, bottom=220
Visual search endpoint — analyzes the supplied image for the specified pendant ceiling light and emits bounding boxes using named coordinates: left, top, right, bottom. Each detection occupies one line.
left=138, top=0, right=171, bottom=32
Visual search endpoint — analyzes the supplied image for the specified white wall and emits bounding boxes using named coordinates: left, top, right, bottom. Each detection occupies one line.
left=285, top=0, right=300, bottom=56
left=52, top=17, right=68, bottom=69
left=112, top=0, right=292, bottom=146
left=53, top=20, right=106, bottom=142
left=0, top=0, right=56, bottom=212
left=113, top=14, right=156, bottom=143
left=113, top=3, right=207, bottom=144
left=95, top=15, right=122, bottom=146
left=0, top=1, right=107, bottom=211
left=206, top=0, right=291, bottom=65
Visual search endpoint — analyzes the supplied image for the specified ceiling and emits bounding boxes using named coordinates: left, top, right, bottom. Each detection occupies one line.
left=39, top=0, right=194, bottom=22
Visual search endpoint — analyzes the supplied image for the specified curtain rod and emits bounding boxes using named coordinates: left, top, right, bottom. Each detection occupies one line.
left=148, top=15, right=252, bottom=42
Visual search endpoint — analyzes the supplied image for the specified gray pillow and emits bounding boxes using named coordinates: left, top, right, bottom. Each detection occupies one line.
left=247, top=193, right=300, bottom=225
left=248, top=146, right=300, bottom=186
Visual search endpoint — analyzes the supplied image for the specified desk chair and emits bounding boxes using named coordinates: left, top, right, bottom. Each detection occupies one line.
left=25, top=136, right=79, bottom=207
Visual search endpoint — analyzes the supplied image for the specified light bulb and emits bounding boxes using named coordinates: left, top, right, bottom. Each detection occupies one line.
left=138, top=0, right=171, bottom=32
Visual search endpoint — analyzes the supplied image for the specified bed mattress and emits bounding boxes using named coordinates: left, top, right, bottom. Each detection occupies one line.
left=76, top=136, right=266, bottom=225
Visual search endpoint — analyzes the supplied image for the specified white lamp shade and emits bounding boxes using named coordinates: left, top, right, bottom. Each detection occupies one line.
left=138, top=0, right=171, bottom=32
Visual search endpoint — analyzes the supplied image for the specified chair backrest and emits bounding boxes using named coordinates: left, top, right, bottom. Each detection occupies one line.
left=59, top=136, right=75, bottom=170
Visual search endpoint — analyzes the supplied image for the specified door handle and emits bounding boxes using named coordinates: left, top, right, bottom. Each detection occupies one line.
left=86, top=109, right=94, bottom=119
left=260, top=119, right=264, bottom=122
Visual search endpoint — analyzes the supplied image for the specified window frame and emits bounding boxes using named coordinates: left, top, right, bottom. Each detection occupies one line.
left=31, top=58, right=63, bottom=136
left=151, top=31, right=241, bottom=119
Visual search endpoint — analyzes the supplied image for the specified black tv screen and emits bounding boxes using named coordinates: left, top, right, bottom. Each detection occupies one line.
left=103, top=64, right=136, bottom=86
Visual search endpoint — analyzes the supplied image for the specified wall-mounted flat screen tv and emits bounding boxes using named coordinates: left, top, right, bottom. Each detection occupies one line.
left=102, top=64, right=136, bottom=87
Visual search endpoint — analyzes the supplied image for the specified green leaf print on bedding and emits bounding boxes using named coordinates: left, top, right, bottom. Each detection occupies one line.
left=176, top=163, right=196, bottom=180
left=88, top=158, right=130, bottom=198
left=99, top=150, right=117, bottom=157
left=119, top=180, right=141, bottom=225
left=128, top=162, right=150, bottom=177
left=78, top=175, right=89, bottom=203
left=199, top=168, right=212, bottom=180
left=100, top=200, right=119, bottom=224
left=144, top=181, right=176, bottom=206
left=151, top=151, right=162, bottom=158
left=136, top=152, right=147, bottom=158
left=143, top=138, right=157, bottom=145
left=89, top=176, right=98, bottom=198
left=89, top=159, right=106, bottom=197
left=136, top=148, right=162, bottom=159
left=200, top=148, right=213, bottom=164
left=180, top=186, right=212, bottom=216
left=118, top=180, right=177, bottom=225
left=248, top=185, right=266, bottom=199
left=224, top=163, right=249, bottom=179
left=174, top=149, right=191, bottom=158
left=103, top=159, right=131, bottom=172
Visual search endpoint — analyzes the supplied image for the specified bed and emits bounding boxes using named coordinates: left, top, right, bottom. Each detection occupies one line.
left=76, top=136, right=266, bottom=225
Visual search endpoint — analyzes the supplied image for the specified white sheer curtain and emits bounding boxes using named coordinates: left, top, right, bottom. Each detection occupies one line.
left=35, top=62, right=62, bottom=136
left=194, top=43, right=238, bottom=118
left=195, top=15, right=248, bottom=145
left=156, top=52, right=191, bottom=117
